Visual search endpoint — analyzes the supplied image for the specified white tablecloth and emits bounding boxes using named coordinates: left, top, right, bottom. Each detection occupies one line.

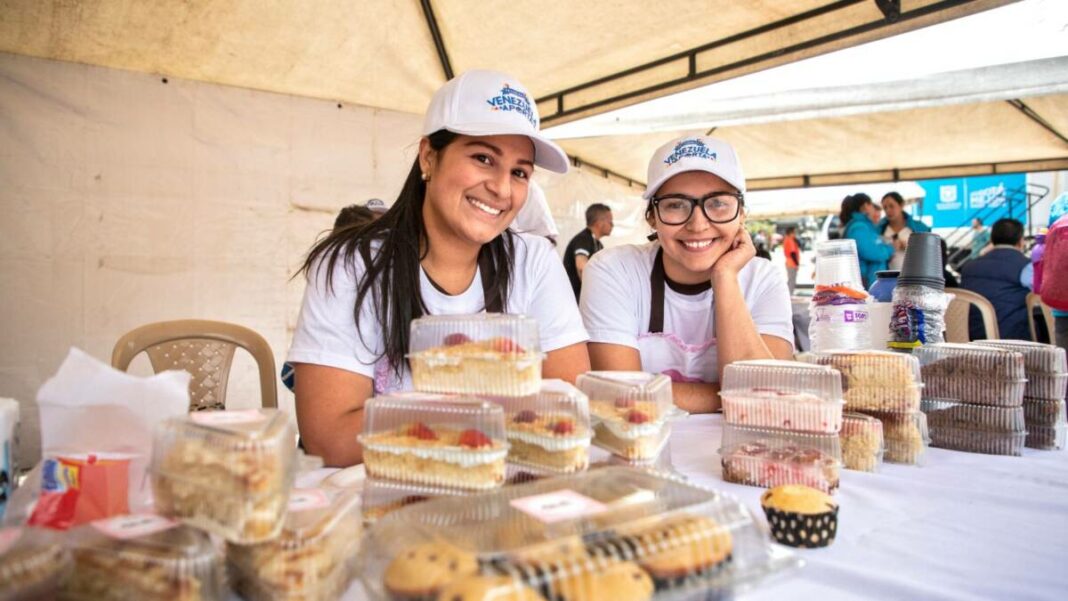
left=333, top=414, right=1068, bottom=601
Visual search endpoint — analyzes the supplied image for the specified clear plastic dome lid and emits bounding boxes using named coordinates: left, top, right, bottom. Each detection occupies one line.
left=721, top=360, right=844, bottom=401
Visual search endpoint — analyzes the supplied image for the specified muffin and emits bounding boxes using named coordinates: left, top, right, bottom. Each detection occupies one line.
left=760, top=485, right=839, bottom=548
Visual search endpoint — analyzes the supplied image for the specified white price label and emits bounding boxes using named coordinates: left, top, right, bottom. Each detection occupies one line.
left=288, top=488, right=331, bottom=512
left=92, top=514, right=177, bottom=540
left=510, top=490, right=606, bottom=524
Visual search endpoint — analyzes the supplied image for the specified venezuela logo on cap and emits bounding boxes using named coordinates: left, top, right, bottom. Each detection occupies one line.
left=486, top=84, right=537, bottom=127
left=664, top=138, right=717, bottom=166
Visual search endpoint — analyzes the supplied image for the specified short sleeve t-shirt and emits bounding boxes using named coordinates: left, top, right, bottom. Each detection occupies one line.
left=563, top=228, right=603, bottom=298
left=882, top=226, right=913, bottom=271
left=579, top=242, right=793, bottom=376
left=287, top=233, right=589, bottom=393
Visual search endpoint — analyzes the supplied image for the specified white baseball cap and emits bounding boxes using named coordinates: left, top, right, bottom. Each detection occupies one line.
left=643, top=135, right=746, bottom=200
left=422, top=69, right=569, bottom=174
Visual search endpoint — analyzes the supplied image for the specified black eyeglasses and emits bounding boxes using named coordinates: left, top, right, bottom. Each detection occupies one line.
left=651, top=192, right=744, bottom=225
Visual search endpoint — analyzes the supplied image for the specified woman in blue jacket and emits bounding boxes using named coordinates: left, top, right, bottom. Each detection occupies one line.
left=878, top=191, right=930, bottom=270
left=841, top=193, right=895, bottom=288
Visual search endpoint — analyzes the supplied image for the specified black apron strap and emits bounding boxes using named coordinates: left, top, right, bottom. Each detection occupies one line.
left=479, top=246, right=503, bottom=314
left=649, top=247, right=666, bottom=333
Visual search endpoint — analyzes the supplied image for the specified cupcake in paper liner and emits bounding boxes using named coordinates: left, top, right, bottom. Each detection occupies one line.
left=760, top=485, right=838, bottom=549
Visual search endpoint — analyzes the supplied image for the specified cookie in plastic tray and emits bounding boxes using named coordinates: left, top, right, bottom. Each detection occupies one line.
left=865, top=411, right=929, bottom=466
left=577, top=371, right=682, bottom=462
left=798, top=351, right=921, bottom=412
left=921, top=399, right=1026, bottom=432
left=62, top=514, right=225, bottom=601
left=915, top=343, right=1026, bottom=407
left=359, top=393, right=509, bottom=491
left=493, top=379, right=592, bottom=474
left=1026, top=424, right=1066, bottom=451
left=839, top=412, right=884, bottom=472
left=151, top=409, right=297, bottom=543
left=719, top=360, right=844, bottom=434
left=409, top=314, right=542, bottom=397
left=719, top=424, right=841, bottom=494
left=358, top=467, right=799, bottom=601
left=0, top=526, right=71, bottom=601
left=362, top=477, right=472, bottom=525
left=1023, top=398, right=1066, bottom=428
left=228, top=486, right=362, bottom=601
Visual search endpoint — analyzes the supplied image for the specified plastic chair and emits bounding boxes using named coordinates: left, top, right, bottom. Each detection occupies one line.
left=1027, top=293, right=1056, bottom=343
left=945, top=289, right=999, bottom=342
left=111, top=320, right=278, bottom=410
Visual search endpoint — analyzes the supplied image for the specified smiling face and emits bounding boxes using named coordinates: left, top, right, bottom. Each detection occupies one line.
left=420, top=134, right=535, bottom=251
left=650, top=171, right=743, bottom=284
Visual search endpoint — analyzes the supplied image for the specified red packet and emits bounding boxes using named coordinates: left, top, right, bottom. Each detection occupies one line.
left=62, top=455, right=130, bottom=524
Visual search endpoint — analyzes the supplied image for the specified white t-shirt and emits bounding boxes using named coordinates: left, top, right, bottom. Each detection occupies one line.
left=883, top=225, right=912, bottom=271
left=287, top=233, right=588, bottom=393
left=579, top=242, right=793, bottom=381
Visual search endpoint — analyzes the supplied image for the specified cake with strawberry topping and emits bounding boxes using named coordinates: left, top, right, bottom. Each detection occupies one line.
left=578, top=372, right=677, bottom=462
left=720, top=387, right=842, bottom=434
left=409, top=315, right=542, bottom=397
left=499, top=379, right=592, bottom=473
left=720, top=424, right=841, bottom=494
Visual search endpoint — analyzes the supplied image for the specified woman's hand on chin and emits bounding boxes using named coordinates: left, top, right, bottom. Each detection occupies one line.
left=711, top=229, right=755, bottom=281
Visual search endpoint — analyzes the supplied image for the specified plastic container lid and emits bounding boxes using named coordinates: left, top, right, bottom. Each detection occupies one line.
left=409, top=314, right=542, bottom=396
left=1026, top=424, right=1066, bottom=451
left=0, top=527, right=71, bottom=601
left=1022, top=398, right=1066, bottom=428
left=839, top=412, right=884, bottom=473
left=361, top=477, right=471, bottom=525
left=720, top=360, right=844, bottom=434
left=799, top=351, right=922, bottom=412
left=228, top=487, right=362, bottom=601
left=492, top=379, right=593, bottom=474
left=864, top=411, right=929, bottom=466
left=578, top=372, right=682, bottom=462
left=63, top=514, right=225, bottom=600
left=972, top=340, right=1067, bottom=374
left=921, top=399, right=1026, bottom=433
left=359, top=393, right=509, bottom=490
left=915, top=343, right=1027, bottom=407
left=719, top=424, right=842, bottom=494
left=928, top=427, right=1027, bottom=456
left=151, top=409, right=297, bottom=543
left=358, top=467, right=799, bottom=601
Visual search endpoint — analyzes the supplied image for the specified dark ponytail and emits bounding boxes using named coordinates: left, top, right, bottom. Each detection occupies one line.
left=298, top=130, right=518, bottom=379
left=839, top=193, right=872, bottom=227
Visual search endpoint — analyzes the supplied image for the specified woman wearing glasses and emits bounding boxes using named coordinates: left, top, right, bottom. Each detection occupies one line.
left=579, top=136, right=793, bottom=413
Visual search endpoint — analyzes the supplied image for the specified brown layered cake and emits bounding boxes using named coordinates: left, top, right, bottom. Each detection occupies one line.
left=801, top=351, right=921, bottom=412
left=917, top=343, right=1026, bottom=407
left=151, top=409, right=296, bottom=543
left=973, top=340, right=1068, bottom=400
left=0, top=527, right=71, bottom=600
left=1023, top=398, right=1066, bottom=428
left=1026, top=425, right=1066, bottom=451
left=362, top=422, right=508, bottom=490
left=63, top=516, right=224, bottom=601
left=839, top=412, right=883, bottom=472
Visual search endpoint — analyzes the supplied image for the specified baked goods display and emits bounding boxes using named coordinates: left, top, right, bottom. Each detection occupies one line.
left=922, top=399, right=1026, bottom=456
left=974, top=339, right=1068, bottom=400
left=720, top=424, right=842, bottom=494
left=839, top=412, right=884, bottom=472
left=1026, top=425, right=1066, bottom=451
left=0, top=526, right=72, bottom=600
left=760, top=485, right=838, bottom=549
left=358, top=467, right=795, bottom=601
left=409, top=314, right=543, bottom=397
left=915, top=343, right=1026, bottom=407
left=62, top=514, right=225, bottom=601
left=865, top=411, right=929, bottom=465
left=1022, top=397, right=1066, bottom=449
left=228, top=487, right=362, bottom=601
left=496, top=379, right=592, bottom=474
left=361, top=478, right=469, bottom=525
left=150, top=409, right=297, bottom=543
left=720, top=360, right=844, bottom=434
left=359, top=393, right=509, bottom=491
left=577, top=372, right=680, bottom=462
left=799, top=351, right=921, bottom=412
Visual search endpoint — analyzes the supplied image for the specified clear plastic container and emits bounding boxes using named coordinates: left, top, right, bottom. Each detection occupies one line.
left=839, top=412, right=884, bottom=472
left=928, top=427, right=1027, bottom=456
left=228, top=487, right=363, bottom=601
left=493, top=379, right=593, bottom=474
left=361, top=478, right=471, bottom=525
left=0, top=527, right=71, bottom=601
left=1023, top=398, right=1066, bottom=428
left=865, top=411, right=929, bottom=466
left=813, top=239, right=864, bottom=290
left=719, top=424, right=842, bottom=493
left=720, top=360, right=844, bottom=434
left=409, top=314, right=542, bottom=396
left=921, top=399, right=1027, bottom=432
left=151, top=409, right=297, bottom=543
left=809, top=305, right=872, bottom=352
left=974, top=340, right=1068, bottom=400
left=359, top=393, right=509, bottom=490
left=799, top=351, right=922, bottom=412
left=358, top=467, right=799, bottom=601
left=577, top=372, right=681, bottom=461
left=63, top=514, right=225, bottom=601
left=1026, top=424, right=1066, bottom=451
left=915, top=343, right=1026, bottom=407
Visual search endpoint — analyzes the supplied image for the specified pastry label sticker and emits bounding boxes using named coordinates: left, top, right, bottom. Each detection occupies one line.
left=288, top=488, right=331, bottom=512
left=0, top=528, right=21, bottom=555
left=190, top=409, right=263, bottom=426
left=510, top=490, right=606, bottom=524
left=92, top=514, right=177, bottom=540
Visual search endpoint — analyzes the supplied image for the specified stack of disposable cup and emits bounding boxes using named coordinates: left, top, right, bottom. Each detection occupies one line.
left=809, top=240, right=871, bottom=352
left=889, top=233, right=949, bottom=351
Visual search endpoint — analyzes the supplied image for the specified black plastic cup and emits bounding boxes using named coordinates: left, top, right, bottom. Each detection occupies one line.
left=897, top=232, right=945, bottom=290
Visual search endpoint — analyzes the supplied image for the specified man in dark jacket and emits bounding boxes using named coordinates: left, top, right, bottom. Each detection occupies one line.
left=563, top=203, right=613, bottom=299
left=960, top=218, right=1034, bottom=340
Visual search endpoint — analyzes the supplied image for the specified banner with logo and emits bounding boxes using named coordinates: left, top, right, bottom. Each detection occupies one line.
left=917, top=173, right=1027, bottom=229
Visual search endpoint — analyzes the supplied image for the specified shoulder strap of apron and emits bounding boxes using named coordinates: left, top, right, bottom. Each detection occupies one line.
left=479, top=246, right=504, bottom=314
left=649, top=247, right=666, bottom=333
